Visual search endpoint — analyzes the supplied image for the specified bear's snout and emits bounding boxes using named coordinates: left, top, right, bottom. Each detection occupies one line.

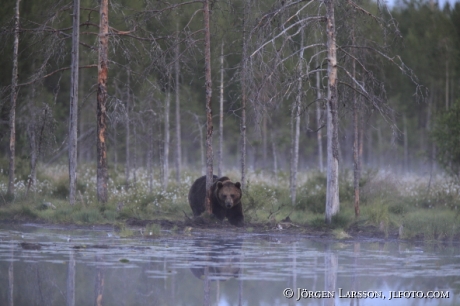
left=225, top=202, right=232, bottom=208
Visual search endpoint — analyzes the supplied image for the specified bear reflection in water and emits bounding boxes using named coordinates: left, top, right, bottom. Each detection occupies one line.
left=189, top=238, right=243, bottom=281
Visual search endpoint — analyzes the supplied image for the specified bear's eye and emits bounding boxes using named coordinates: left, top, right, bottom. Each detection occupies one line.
left=231, top=194, right=235, bottom=199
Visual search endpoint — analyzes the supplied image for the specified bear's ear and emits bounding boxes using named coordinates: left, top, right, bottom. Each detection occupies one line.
left=235, top=182, right=241, bottom=189
left=217, top=181, right=223, bottom=189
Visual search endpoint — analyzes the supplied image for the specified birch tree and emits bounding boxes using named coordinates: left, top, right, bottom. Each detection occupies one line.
left=7, top=0, right=21, bottom=198
left=324, top=0, right=340, bottom=224
left=290, top=25, right=304, bottom=205
left=218, top=41, right=224, bottom=178
left=68, top=0, right=80, bottom=205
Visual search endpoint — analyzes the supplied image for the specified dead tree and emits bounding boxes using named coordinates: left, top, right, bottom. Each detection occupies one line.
left=218, top=41, right=224, bottom=177
left=97, top=0, right=109, bottom=203
left=7, top=0, right=21, bottom=197
left=325, top=0, right=340, bottom=224
left=174, top=29, right=182, bottom=183
left=163, top=72, right=171, bottom=192
left=203, top=0, right=213, bottom=214
left=68, top=0, right=80, bottom=205
left=290, top=24, right=304, bottom=206
left=240, top=0, right=250, bottom=190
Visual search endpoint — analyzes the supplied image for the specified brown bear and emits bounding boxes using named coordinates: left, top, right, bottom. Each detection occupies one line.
left=188, top=175, right=244, bottom=227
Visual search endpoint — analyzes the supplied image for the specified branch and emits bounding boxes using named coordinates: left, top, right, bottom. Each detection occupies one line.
left=250, top=16, right=325, bottom=58
left=18, top=64, right=97, bottom=87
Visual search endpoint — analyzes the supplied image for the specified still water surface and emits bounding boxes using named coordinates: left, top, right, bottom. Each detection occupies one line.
left=0, top=224, right=459, bottom=305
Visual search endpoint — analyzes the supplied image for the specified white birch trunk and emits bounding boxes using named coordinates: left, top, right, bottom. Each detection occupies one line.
left=290, top=25, right=304, bottom=205
left=218, top=41, right=224, bottom=177
left=325, top=0, right=340, bottom=224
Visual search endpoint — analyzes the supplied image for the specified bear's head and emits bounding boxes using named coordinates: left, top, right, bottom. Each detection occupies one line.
left=216, top=180, right=242, bottom=209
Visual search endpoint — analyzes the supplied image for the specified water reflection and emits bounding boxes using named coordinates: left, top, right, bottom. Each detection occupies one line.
left=0, top=225, right=459, bottom=305
left=189, top=238, right=243, bottom=306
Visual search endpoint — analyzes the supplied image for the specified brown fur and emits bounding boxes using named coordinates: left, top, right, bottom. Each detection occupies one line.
left=188, top=175, right=244, bottom=227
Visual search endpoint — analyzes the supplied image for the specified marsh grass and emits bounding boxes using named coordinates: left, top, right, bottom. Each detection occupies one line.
left=1, top=163, right=460, bottom=241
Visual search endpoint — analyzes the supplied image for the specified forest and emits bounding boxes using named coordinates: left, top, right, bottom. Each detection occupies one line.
left=1, top=0, right=460, bottom=236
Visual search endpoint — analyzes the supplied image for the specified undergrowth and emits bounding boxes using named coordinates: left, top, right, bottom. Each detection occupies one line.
left=0, top=162, right=459, bottom=241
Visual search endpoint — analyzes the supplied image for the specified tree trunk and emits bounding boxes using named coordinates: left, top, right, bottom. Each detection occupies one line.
left=271, top=134, right=278, bottom=185
left=125, top=70, right=131, bottom=185
left=69, top=0, right=80, bottom=205
left=163, top=74, right=171, bottom=191
left=315, top=52, right=324, bottom=173
left=175, top=29, right=182, bottom=183
left=8, top=0, right=21, bottom=197
left=133, top=119, right=137, bottom=186
left=96, top=0, right=109, bottom=203
left=26, top=83, right=37, bottom=194
left=240, top=0, right=249, bottom=190
left=325, top=0, right=340, bottom=224
left=290, top=25, right=304, bottom=205
left=218, top=41, right=224, bottom=177
left=147, top=112, right=154, bottom=193
left=203, top=0, right=213, bottom=214
left=445, top=61, right=449, bottom=111
left=352, top=21, right=360, bottom=218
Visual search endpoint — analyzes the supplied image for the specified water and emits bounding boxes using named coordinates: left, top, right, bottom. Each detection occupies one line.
left=0, top=223, right=459, bottom=306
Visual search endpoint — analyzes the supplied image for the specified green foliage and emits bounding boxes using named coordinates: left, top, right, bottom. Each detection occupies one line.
left=432, top=99, right=460, bottom=180
left=401, top=210, right=459, bottom=240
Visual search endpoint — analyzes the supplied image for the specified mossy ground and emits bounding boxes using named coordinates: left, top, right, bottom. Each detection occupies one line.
left=1, top=163, right=459, bottom=242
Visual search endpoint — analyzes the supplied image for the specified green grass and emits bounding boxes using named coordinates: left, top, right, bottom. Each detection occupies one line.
left=0, top=163, right=459, bottom=241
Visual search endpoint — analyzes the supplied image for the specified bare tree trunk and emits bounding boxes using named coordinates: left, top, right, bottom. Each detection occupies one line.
left=69, top=0, right=80, bottom=205
left=240, top=0, right=249, bottom=190
left=325, top=0, right=340, bottom=224
left=315, top=52, right=324, bottom=173
left=26, top=83, right=37, bottom=195
left=403, top=114, right=408, bottom=172
left=218, top=41, right=224, bottom=177
left=8, top=0, right=21, bottom=197
left=163, top=74, right=171, bottom=191
left=96, top=0, right=109, bottom=203
left=446, top=61, right=449, bottom=110
left=175, top=29, right=182, bottom=183
left=147, top=112, right=154, bottom=193
left=262, top=115, right=267, bottom=169
left=133, top=119, right=137, bottom=185
left=125, top=70, right=131, bottom=185
left=290, top=25, right=304, bottom=205
left=271, top=134, right=278, bottom=185
left=203, top=0, right=213, bottom=214
left=352, top=22, right=360, bottom=218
